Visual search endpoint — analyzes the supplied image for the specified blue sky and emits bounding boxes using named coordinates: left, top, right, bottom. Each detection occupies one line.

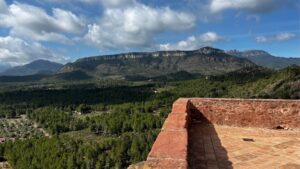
left=0, top=0, right=299, bottom=67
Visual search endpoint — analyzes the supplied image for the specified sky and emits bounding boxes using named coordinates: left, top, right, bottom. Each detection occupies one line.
left=0, top=0, right=299, bottom=68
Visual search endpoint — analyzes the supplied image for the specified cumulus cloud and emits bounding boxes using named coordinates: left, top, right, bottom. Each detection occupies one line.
left=160, top=32, right=224, bottom=51
left=0, top=2, right=84, bottom=43
left=210, top=0, right=284, bottom=13
left=0, top=0, right=7, bottom=13
left=84, top=1, right=196, bottom=50
left=256, top=32, right=296, bottom=43
left=0, top=36, right=67, bottom=66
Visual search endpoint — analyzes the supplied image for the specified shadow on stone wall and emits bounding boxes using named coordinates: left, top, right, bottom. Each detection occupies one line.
left=188, top=104, right=233, bottom=169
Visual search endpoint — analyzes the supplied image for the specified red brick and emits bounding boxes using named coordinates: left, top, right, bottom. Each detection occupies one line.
left=190, top=98, right=300, bottom=129
left=147, top=130, right=188, bottom=160
left=144, top=159, right=187, bottom=169
left=143, top=98, right=300, bottom=169
left=162, top=113, right=188, bottom=130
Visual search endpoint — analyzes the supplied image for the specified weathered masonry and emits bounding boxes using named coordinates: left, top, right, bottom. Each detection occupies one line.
left=141, top=98, right=300, bottom=169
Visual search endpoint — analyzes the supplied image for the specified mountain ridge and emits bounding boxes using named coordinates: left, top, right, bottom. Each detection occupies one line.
left=1, top=47, right=299, bottom=80
left=59, top=47, right=255, bottom=78
left=227, top=49, right=300, bottom=69
left=0, top=60, right=64, bottom=76
left=76, top=47, right=225, bottom=62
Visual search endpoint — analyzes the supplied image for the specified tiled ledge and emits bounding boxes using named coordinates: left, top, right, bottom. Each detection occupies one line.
left=141, top=98, right=300, bottom=169
left=145, top=98, right=191, bottom=169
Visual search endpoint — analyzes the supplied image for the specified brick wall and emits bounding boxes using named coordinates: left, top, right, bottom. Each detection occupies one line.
left=144, top=98, right=190, bottom=169
left=190, top=98, right=300, bottom=129
left=141, top=98, right=300, bottom=169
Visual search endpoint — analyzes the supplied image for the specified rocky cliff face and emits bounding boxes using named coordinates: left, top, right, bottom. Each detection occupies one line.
left=59, top=47, right=255, bottom=78
left=227, top=50, right=270, bottom=58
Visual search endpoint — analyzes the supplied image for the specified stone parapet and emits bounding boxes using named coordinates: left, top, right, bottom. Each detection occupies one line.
left=140, top=98, right=300, bottom=169
left=145, top=98, right=190, bottom=169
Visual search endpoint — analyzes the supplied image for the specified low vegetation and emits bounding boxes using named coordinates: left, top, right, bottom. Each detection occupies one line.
left=0, top=116, right=44, bottom=140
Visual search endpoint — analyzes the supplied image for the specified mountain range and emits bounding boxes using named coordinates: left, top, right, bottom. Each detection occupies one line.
left=59, top=47, right=254, bottom=79
left=0, top=64, right=11, bottom=73
left=227, top=50, right=300, bottom=69
left=1, top=47, right=300, bottom=81
left=0, top=60, right=63, bottom=76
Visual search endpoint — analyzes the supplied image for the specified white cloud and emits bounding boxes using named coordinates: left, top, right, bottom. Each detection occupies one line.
left=99, top=0, right=134, bottom=8
left=0, top=2, right=85, bottom=43
left=41, top=0, right=133, bottom=7
left=255, top=36, right=268, bottom=43
left=84, top=1, right=196, bottom=50
left=160, top=32, right=224, bottom=51
left=0, top=36, right=67, bottom=66
left=0, top=0, right=197, bottom=65
left=276, top=32, right=296, bottom=41
left=0, top=0, right=7, bottom=13
left=247, top=15, right=260, bottom=22
left=210, top=0, right=284, bottom=13
left=256, top=32, right=296, bottom=43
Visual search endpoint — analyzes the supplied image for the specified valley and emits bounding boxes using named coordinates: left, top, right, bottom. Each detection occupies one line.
left=0, top=57, right=299, bottom=168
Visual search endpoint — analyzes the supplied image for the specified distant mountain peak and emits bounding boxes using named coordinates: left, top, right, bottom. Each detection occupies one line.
left=28, top=59, right=57, bottom=64
left=227, top=49, right=271, bottom=57
left=0, top=64, right=11, bottom=73
left=25, top=60, right=63, bottom=70
left=0, top=60, right=64, bottom=76
left=227, top=49, right=300, bottom=70
left=194, top=46, right=224, bottom=55
left=243, top=50, right=271, bottom=57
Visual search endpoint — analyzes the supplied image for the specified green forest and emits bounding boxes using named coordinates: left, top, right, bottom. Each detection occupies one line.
left=0, top=66, right=299, bottom=169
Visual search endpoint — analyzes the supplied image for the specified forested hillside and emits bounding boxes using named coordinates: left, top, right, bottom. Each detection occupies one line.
left=0, top=66, right=299, bottom=169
